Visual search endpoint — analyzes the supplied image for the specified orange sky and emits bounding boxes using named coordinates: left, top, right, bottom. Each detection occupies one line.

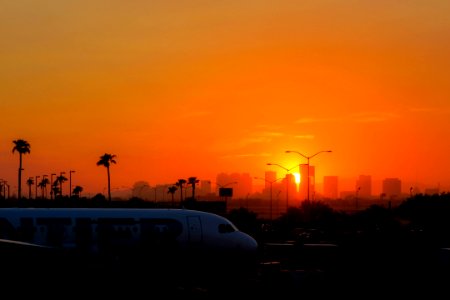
left=1, top=1, right=450, bottom=196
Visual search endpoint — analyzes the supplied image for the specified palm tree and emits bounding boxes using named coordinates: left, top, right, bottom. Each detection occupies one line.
left=38, top=180, right=45, bottom=198
left=39, top=177, right=50, bottom=199
left=26, top=177, right=34, bottom=199
left=73, top=185, right=83, bottom=198
left=167, top=185, right=178, bottom=207
left=55, top=174, right=68, bottom=198
left=12, top=139, right=31, bottom=199
left=96, top=153, right=117, bottom=202
left=51, top=181, right=60, bottom=199
left=187, top=177, right=199, bottom=200
left=176, top=179, right=186, bottom=205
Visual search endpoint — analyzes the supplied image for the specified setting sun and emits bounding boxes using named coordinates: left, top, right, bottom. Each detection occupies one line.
left=293, top=173, right=301, bottom=184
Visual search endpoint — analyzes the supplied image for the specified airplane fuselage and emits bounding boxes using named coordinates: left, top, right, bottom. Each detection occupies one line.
left=0, top=208, right=258, bottom=260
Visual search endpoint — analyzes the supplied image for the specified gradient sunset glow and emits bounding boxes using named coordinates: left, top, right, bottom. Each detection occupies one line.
left=1, top=1, right=449, bottom=197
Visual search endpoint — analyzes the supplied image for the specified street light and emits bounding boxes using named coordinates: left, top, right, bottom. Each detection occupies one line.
left=356, top=186, right=361, bottom=210
left=35, top=175, right=40, bottom=199
left=214, top=180, right=238, bottom=193
left=69, top=170, right=75, bottom=198
left=216, top=181, right=238, bottom=209
left=60, top=172, right=66, bottom=197
left=285, top=150, right=332, bottom=202
left=254, top=176, right=284, bottom=221
left=267, top=163, right=297, bottom=212
left=50, top=173, right=56, bottom=200
left=215, top=181, right=238, bottom=190
left=42, top=175, right=48, bottom=199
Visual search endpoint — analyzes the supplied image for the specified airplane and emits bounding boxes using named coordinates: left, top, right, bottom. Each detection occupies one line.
left=0, top=207, right=259, bottom=281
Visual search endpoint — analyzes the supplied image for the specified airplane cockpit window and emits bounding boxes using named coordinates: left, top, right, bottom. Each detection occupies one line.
left=218, top=223, right=236, bottom=234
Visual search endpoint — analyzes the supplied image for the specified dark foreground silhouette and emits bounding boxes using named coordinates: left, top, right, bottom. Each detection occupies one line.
left=2, top=237, right=450, bottom=299
left=2, top=194, right=450, bottom=298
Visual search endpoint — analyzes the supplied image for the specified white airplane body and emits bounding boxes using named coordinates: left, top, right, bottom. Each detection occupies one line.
left=0, top=207, right=259, bottom=293
left=0, top=207, right=258, bottom=260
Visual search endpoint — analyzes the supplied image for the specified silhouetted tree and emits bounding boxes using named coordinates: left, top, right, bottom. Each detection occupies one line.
left=26, top=177, right=34, bottom=199
left=51, top=181, right=60, bottom=199
left=167, top=185, right=178, bottom=207
left=39, top=177, right=50, bottom=199
left=73, top=185, right=83, bottom=198
left=187, top=177, right=199, bottom=200
left=92, top=193, right=107, bottom=203
left=176, top=179, right=186, bottom=204
left=55, top=174, right=68, bottom=197
left=12, top=139, right=31, bottom=199
left=96, top=153, right=117, bottom=202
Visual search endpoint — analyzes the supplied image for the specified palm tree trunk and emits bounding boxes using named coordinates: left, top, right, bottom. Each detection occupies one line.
left=180, top=186, right=183, bottom=204
left=18, top=154, right=23, bottom=199
left=107, top=166, right=111, bottom=202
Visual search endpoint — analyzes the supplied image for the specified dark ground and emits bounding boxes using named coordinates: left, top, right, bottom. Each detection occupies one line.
left=2, top=238, right=449, bottom=299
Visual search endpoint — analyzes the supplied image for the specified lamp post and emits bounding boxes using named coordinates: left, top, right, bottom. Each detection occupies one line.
left=267, top=163, right=297, bottom=212
left=50, top=173, right=56, bottom=200
left=42, top=175, right=48, bottom=199
left=215, top=181, right=238, bottom=188
left=60, top=172, right=66, bottom=197
left=35, top=175, right=40, bottom=199
left=285, top=150, right=332, bottom=202
left=215, top=181, right=238, bottom=192
left=69, top=170, right=75, bottom=198
left=215, top=181, right=238, bottom=210
left=254, top=176, right=284, bottom=221
left=356, top=186, right=361, bottom=210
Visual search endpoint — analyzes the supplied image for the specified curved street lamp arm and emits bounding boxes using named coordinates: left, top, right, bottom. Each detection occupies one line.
left=286, top=150, right=332, bottom=160
left=267, top=163, right=298, bottom=172
left=285, top=150, right=308, bottom=159
left=310, top=150, right=332, bottom=159
left=254, top=176, right=284, bottom=184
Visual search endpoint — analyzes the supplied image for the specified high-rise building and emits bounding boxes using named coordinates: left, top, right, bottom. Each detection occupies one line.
left=323, top=176, right=338, bottom=199
left=382, top=178, right=401, bottom=198
left=356, top=175, right=372, bottom=198
left=199, top=180, right=212, bottom=196
left=215, top=172, right=252, bottom=199
left=230, top=172, right=252, bottom=198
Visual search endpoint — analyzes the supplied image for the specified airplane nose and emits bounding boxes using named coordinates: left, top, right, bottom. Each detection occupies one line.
left=239, top=233, right=258, bottom=252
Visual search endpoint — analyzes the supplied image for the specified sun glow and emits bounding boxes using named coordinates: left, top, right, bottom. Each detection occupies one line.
left=293, top=172, right=301, bottom=184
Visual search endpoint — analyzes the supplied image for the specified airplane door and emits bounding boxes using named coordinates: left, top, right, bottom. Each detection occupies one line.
left=187, top=216, right=202, bottom=243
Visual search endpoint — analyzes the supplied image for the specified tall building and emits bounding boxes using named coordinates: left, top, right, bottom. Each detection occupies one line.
left=198, top=180, right=212, bottom=196
left=323, top=176, right=338, bottom=199
left=215, top=172, right=252, bottom=199
left=356, top=175, right=372, bottom=198
left=231, top=172, right=252, bottom=198
left=382, top=178, right=401, bottom=198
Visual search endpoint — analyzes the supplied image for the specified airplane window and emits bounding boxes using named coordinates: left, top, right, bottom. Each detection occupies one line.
left=218, top=223, right=236, bottom=234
